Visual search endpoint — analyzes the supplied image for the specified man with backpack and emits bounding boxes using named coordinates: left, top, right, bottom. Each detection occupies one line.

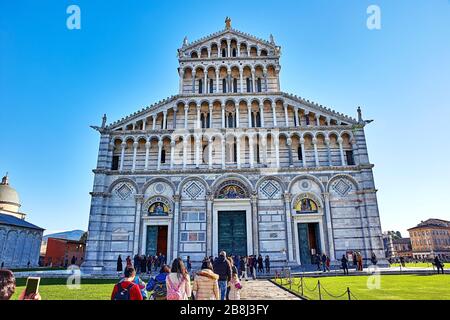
left=146, top=265, right=170, bottom=300
left=111, top=267, right=143, bottom=300
left=213, top=251, right=232, bottom=300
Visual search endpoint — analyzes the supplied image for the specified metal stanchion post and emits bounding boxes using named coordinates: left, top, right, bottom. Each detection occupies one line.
left=318, top=280, right=322, bottom=300
left=347, top=287, right=351, bottom=301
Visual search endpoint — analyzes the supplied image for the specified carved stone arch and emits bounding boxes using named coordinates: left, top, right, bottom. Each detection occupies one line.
left=142, top=196, right=173, bottom=215
left=141, top=177, right=176, bottom=195
left=327, top=174, right=360, bottom=197
left=108, top=178, right=139, bottom=197
left=256, top=176, right=284, bottom=200
left=211, top=173, right=254, bottom=198
left=291, top=192, right=324, bottom=214
left=288, top=174, right=326, bottom=194
left=179, top=176, right=209, bottom=200
left=302, top=131, right=315, bottom=139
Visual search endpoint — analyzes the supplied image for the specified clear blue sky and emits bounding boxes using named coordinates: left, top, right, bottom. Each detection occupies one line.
left=1, top=0, right=449, bottom=236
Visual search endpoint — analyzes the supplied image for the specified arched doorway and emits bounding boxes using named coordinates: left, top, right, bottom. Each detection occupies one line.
left=212, top=180, right=253, bottom=256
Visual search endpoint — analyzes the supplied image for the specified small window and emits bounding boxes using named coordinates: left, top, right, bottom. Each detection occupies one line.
left=233, top=78, right=238, bottom=93
left=222, top=49, right=226, bottom=57
left=257, top=78, right=262, bottom=92
left=161, top=149, right=166, bottom=163
left=111, top=156, right=119, bottom=170
left=346, top=150, right=355, bottom=165
left=232, top=48, right=237, bottom=57
left=246, top=78, right=251, bottom=93
left=222, top=79, right=227, bottom=93
left=297, top=146, right=303, bottom=161
left=209, top=79, right=214, bottom=93
left=198, top=79, right=203, bottom=94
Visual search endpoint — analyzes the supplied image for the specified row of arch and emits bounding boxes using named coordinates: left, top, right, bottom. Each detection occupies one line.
left=116, top=97, right=348, bottom=132
left=108, top=173, right=360, bottom=199
left=183, top=38, right=274, bottom=59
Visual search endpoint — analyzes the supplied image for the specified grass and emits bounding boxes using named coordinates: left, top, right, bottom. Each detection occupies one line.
left=10, top=267, right=66, bottom=273
left=389, top=262, right=448, bottom=269
left=12, top=278, right=119, bottom=300
left=275, top=274, right=450, bottom=300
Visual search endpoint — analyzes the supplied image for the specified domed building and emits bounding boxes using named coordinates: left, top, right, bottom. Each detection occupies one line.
left=0, top=174, right=44, bottom=268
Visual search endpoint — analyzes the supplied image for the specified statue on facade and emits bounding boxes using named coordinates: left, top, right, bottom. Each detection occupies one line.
left=225, top=17, right=232, bottom=29
left=101, top=114, right=107, bottom=128
left=182, top=36, right=188, bottom=47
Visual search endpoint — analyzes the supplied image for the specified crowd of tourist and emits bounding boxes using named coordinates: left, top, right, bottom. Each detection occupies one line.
left=112, top=251, right=246, bottom=300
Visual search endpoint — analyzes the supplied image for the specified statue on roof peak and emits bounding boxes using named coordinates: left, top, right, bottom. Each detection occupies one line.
left=225, top=17, right=232, bottom=29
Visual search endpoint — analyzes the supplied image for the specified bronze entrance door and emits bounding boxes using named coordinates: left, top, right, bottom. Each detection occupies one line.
left=218, top=211, right=247, bottom=256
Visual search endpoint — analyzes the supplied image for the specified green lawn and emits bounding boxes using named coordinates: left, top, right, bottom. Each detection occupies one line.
left=12, top=278, right=119, bottom=300
left=275, top=274, right=450, bottom=300
left=389, top=262, right=448, bottom=269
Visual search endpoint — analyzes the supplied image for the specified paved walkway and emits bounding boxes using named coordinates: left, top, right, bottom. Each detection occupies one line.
left=240, top=279, right=301, bottom=300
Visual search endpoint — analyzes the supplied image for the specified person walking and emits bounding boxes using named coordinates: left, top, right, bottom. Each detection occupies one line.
left=315, top=253, right=321, bottom=271
left=321, top=253, right=327, bottom=272
left=434, top=256, right=444, bottom=274
left=252, top=255, right=257, bottom=279
left=226, top=256, right=238, bottom=300
left=357, top=252, right=364, bottom=271
left=264, top=255, right=270, bottom=274
left=239, top=256, right=247, bottom=280
left=326, top=255, right=331, bottom=272
left=111, top=267, right=143, bottom=300
left=352, top=252, right=357, bottom=271
left=257, top=255, right=263, bottom=273
left=186, top=256, right=192, bottom=273
left=228, top=268, right=242, bottom=300
left=166, top=258, right=191, bottom=300
left=126, top=256, right=132, bottom=268
left=213, top=251, right=232, bottom=300
left=192, top=260, right=220, bottom=300
left=117, top=255, right=123, bottom=276
left=147, top=265, right=170, bottom=300
left=371, top=252, right=378, bottom=266
left=341, top=254, right=349, bottom=275
left=140, top=255, right=147, bottom=274
left=133, top=254, right=140, bottom=273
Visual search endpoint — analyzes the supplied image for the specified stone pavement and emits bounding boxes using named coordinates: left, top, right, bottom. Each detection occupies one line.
left=240, top=279, right=301, bottom=300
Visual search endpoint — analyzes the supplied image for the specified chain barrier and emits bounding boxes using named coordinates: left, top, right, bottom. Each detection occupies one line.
left=277, top=276, right=358, bottom=301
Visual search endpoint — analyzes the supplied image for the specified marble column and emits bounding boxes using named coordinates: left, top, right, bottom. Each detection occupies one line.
left=142, top=119, right=146, bottom=131
left=323, top=192, right=335, bottom=260
left=204, top=72, right=208, bottom=94
left=170, top=141, right=175, bottom=169
left=261, top=135, right=268, bottom=166
left=338, top=137, right=346, bottom=166
left=235, top=105, right=240, bottom=128
left=239, top=69, right=244, bottom=93
left=259, top=104, right=265, bottom=128
left=236, top=137, right=241, bottom=169
left=251, top=70, right=256, bottom=93
left=247, top=105, right=252, bottom=127
left=284, top=103, right=289, bottom=127
left=263, top=71, right=268, bottom=92
left=184, top=106, right=189, bottom=129
left=206, top=192, right=213, bottom=256
left=195, top=136, right=200, bottom=168
left=179, top=70, right=184, bottom=94
left=172, top=195, right=181, bottom=259
left=227, top=40, right=231, bottom=58
left=144, top=141, right=151, bottom=170
left=221, top=104, right=225, bottom=128
left=221, top=138, right=226, bottom=169
left=249, top=135, right=254, bottom=168
left=192, top=71, right=196, bottom=93
left=172, top=107, right=177, bottom=129
left=162, top=111, right=167, bottom=130
left=251, top=193, right=259, bottom=255
left=215, top=70, right=220, bottom=93
left=300, top=138, right=306, bottom=167
left=287, top=138, right=293, bottom=167
left=196, top=105, right=201, bottom=129
left=208, top=138, right=213, bottom=169
left=271, top=102, right=277, bottom=127
left=152, top=115, right=157, bottom=130
left=275, top=138, right=280, bottom=168
left=157, top=140, right=163, bottom=170
left=209, top=105, right=213, bottom=128
left=325, top=138, right=332, bottom=167
left=133, top=195, right=144, bottom=255
left=120, top=142, right=126, bottom=170
left=283, top=192, right=294, bottom=262
left=294, top=107, right=300, bottom=127
left=182, top=139, right=187, bottom=169
left=316, top=115, right=321, bottom=126
left=132, top=142, right=138, bottom=172
left=313, top=138, right=320, bottom=167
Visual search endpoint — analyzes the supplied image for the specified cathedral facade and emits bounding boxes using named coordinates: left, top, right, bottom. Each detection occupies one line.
left=83, top=19, right=386, bottom=272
